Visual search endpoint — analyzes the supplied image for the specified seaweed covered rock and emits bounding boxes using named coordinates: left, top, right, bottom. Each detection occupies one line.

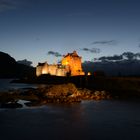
left=78, top=89, right=111, bottom=100
left=0, top=83, right=111, bottom=108
left=44, top=83, right=79, bottom=97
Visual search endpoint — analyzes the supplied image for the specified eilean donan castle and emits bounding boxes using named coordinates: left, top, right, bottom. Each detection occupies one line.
left=36, top=51, right=85, bottom=76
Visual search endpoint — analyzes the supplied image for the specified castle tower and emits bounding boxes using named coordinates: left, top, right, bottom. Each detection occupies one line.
left=36, top=62, right=49, bottom=76
left=61, top=51, right=84, bottom=76
left=36, top=63, right=44, bottom=76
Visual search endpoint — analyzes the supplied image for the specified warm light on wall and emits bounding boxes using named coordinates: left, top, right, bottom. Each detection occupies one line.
left=87, top=72, right=91, bottom=75
left=42, top=69, right=47, bottom=74
left=36, top=51, right=85, bottom=76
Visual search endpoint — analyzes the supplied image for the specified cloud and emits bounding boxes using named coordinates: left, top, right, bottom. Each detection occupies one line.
left=81, top=48, right=101, bottom=53
left=135, top=53, right=140, bottom=57
left=17, top=59, right=32, bottom=66
left=0, top=0, right=19, bottom=12
left=35, top=37, right=40, bottom=41
left=97, top=52, right=140, bottom=61
left=47, top=51, right=63, bottom=57
left=67, top=12, right=91, bottom=17
left=122, top=52, right=135, bottom=60
left=98, top=55, right=123, bottom=61
left=91, top=40, right=117, bottom=45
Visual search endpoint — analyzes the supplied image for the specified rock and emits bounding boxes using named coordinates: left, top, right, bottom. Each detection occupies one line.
left=0, top=101, right=22, bottom=108
left=44, top=83, right=79, bottom=97
left=94, top=91, right=101, bottom=96
left=21, top=83, right=82, bottom=104
left=0, top=83, right=112, bottom=108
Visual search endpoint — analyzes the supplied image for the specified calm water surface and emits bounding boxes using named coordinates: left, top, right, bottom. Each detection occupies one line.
left=0, top=100, right=140, bottom=140
left=0, top=79, right=140, bottom=140
left=0, top=79, right=38, bottom=91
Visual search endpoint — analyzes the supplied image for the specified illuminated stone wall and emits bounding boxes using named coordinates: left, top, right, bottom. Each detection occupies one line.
left=36, top=63, right=67, bottom=76
left=36, top=65, right=43, bottom=76
left=42, top=63, right=49, bottom=74
left=56, top=68, right=67, bottom=76
left=61, top=51, right=85, bottom=76
left=36, top=51, right=85, bottom=76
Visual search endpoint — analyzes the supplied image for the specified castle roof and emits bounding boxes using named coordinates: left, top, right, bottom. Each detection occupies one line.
left=37, top=62, right=48, bottom=66
left=64, top=51, right=80, bottom=58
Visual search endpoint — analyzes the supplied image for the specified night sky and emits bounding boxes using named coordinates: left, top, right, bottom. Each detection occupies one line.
left=0, top=0, right=140, bottom=66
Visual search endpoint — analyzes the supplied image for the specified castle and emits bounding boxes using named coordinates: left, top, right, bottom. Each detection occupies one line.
left=36, top=51, right=85, bottom=76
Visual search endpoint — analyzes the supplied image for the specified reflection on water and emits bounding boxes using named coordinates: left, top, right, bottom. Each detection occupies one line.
left=0, top=79, right=37, bottom=92
left=0, top=100, right=140, bottom=140
left=0, top=79, right=140, bottom=140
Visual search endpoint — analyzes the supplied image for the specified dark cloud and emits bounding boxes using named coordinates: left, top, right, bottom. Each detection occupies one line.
left=81, top=48, right=101, bottom=53
left=47, top=51, right=63, bottom=57
left=0, top=0, right=17, bottom=12
left=97, top=52, right=140, bottom=62
left=0, top=0, right=23, bottom=12
left=17, top=59, right=32, bottom=66
left=35, top=37, right=40, bottom=41
left=135, top=53, right=140, bottom=57
left=67, top=12, right=91, bottom=17
left=99, top=55, right=123, bottom=61
left=122, top=52, right=135, bottom=60
left=91, top=40, right=117, bottom=45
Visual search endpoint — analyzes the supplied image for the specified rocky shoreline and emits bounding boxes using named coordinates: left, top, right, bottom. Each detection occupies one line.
left=0, top=83, right=111, bottom=108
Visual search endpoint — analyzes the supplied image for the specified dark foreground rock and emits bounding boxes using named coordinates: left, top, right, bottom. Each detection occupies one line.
left=0, top=83, right=111, bottom=108
left=0, top=102, right=22, bottom=108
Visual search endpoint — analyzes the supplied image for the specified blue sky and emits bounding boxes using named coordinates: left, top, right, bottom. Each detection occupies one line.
left=0, top=0, right=140, bottom=66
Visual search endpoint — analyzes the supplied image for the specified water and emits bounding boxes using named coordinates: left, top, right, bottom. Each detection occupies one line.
left=0, top=79, right=37, bottom=92
left=0, top=79, right=140, bottom=140
left=0, top=100, right=140, bottom=140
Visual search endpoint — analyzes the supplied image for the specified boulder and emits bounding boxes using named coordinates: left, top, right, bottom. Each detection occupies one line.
left=0, top=101, right=22, bottom=108
left=44, top=83, right=79, bottom=97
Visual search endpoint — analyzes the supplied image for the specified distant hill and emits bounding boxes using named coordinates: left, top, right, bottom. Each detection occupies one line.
left=82, top=52, right=140, bottom=76
left=0, top=51, right=35, bottom=78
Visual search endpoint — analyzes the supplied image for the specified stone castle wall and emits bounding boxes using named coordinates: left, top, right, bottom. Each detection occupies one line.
left=36, top=51, right=85, bottom=77
left=61, top=51, right=84, bottom=76
left=36, top=62, right=67, bottom=76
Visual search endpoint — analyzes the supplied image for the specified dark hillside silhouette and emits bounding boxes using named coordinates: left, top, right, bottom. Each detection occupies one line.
left=0, top=51, right=35, bottom=78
